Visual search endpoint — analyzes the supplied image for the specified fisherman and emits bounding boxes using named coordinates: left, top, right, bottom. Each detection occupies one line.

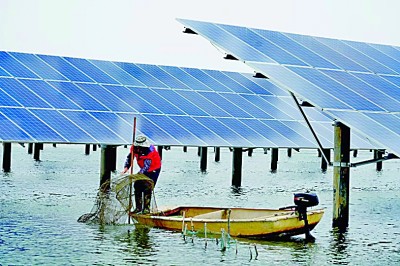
left=121, top=135, right=162, bottom=214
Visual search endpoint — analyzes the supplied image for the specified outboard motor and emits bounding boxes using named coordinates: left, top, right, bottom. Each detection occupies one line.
left=294, top=192, right=319, bottom=242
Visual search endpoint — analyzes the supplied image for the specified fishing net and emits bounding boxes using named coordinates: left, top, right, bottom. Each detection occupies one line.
left=77, top=173, right=154, bottom=225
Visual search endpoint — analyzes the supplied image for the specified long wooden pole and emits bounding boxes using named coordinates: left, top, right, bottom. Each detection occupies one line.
left=128, top=117, right=137, bottom=224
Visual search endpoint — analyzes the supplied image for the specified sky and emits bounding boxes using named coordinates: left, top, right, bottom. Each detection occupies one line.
left=0, top=0, right=399, bottom=73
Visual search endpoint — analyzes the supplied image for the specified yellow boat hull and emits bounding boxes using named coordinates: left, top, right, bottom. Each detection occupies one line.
left=131, top=206, right=324, bottom=238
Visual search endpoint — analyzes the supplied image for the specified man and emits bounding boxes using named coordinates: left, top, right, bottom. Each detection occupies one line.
left=122, top=135, right=162, bottom=214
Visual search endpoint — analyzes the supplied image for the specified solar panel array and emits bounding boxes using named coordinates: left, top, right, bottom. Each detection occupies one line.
left=0, top=51, right=377, bottom=148
left=178, top=18, right=400, bottom=154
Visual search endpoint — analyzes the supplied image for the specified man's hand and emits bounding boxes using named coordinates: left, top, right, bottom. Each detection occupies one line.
left=121, top=167, right=129, bottom=174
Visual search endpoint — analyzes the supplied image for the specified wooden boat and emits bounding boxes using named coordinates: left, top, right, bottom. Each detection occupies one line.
left=130, top=205, right=324, bottom=239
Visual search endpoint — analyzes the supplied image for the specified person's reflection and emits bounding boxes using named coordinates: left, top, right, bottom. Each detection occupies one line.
left=131, top=225, right=152, bottom=250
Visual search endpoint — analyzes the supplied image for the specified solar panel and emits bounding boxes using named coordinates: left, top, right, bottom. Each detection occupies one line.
left=177, top=18, right=399, bottom=154
left=0, top=50, right=376, bottom=149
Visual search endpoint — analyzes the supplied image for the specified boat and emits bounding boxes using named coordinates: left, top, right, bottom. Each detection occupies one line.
left=130, top=193, right=325, bottom=239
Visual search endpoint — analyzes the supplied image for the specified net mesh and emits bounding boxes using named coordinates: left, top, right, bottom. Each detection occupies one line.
left=78, top=173, right=154, bottom=225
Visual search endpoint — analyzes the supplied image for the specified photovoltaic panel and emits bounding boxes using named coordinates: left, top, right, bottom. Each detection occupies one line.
left=113, top=62, right=167, bottom=88
left=0, top=66, right=10, bottom=77
left=117, top=113, right=181, bottom=145
left=64, top=57, right=118, bottom=84
left=176, top=90, right=231, bottom=117
left=0, top=112, right=33, bottom=142
left=10, top=52, right=68, bottom=81
left=197, top=91, right=253, bottom=118
left=177, top=18, right=399, bottom=154
left=0, top=78, right=51, bottom=108
left=37, top=54, right=94, bottom=82
left=0, top=52, right=39, bottom=78
left=19, top=79, right=81, bottom=110
left=89, top=60, right=145, bottom=87
left=143, top=114, right=207, bottom=146
left=30, top=109, right=97, bottom=143
left=203, top=69, right=251, bottom=94
left=136, top=64, right=188, bottom=89
left=160, top=65, right=212, bottom=91
left=0, top=50, right=376, bottom=149
left=48, top=81, right=108, bottom=111
left=75, top=83, right=135, bottom=112
left=150, top=89, right=208, bottom=116
left=219, top=117, right=276, bottom=147
left=60, top=110, right=126, bottom=144
left=168, top=115, right=231, bottom=146
left=192, top=116, right=255, bottom=147
left=1, top=108, right=65, bottom=142
left=126, top=87, right=185, bottom=115
left=182, top=68, right=232, bottom=92
left=104, top=85, right=162, bottom=114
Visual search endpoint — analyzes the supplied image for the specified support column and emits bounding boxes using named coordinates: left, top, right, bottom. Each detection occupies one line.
left=100, top=145, right=115, bottom=191
left=287, top=148, right=292, bottom=158
left=374, top=150, right=384, bottom=171
left=110, top=145, right=117, bottom=172
left=333, top=122, right=350, bottom=229
left=33, top=143, right=41, bottom=161
left=321, top=149, right=331, bottom=171
left=28, top=143, right=33, bottom=154
left=93, top=144, right=97, bottom=151
left=85, top=144, right=90, bottom=155
left=158, top=146, right=163, bottom=160
left=232, top=148, right=242, bottom=187
left=197, top=147, right=201, bottom=156
left=2, top=142, right=11, bottom=172
left=271, top=148, right=279, bottom=171
left=200, top=147, right=207, bottom=172
left=214, top=147, right=220, bottom=162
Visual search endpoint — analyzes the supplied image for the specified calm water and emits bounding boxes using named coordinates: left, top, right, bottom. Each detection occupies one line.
left=0, top=144, right=399, bottom=265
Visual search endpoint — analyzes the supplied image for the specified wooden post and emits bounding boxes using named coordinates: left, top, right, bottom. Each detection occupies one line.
left=271, top=148, right=279, bottom=171
left=214, top=147, right=220, bottom=162
left=197, top=147, right=201, bottom=156
left=110, top=145, right=117, bottom=172
left=28, top=143, right=33, bottom=154
left=33, top=143, right=41, bottom=161
left=2, top=142, right=11, bottom=172
left=287, top=148, right=292, bottom=158
left=183, top=146, right=187, bottom=152
left=200, top=147, right=207, bottom=172
left=321, top=149, right=331, bottom=171
left=333, top=122, right=350, bottom=229
left=85, top=144, right=90, bottom=155
left=158, top=146, right=163, bottom=160
left=100, top=145, right=114, bottom=191
left=232, top=148, right=242, bottom=187
left=374, top=150, right=384, bottom=171
left=93, top=144, right=97, bottom=151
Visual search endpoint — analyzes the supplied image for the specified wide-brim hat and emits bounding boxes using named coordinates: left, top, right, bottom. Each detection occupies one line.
left=134, top=135, right=150, bottom=147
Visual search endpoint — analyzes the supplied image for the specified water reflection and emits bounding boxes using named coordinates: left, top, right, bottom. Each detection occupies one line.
left=230, top=186, right=245, bottom=196
left=329, top=228, right=350, bottom=264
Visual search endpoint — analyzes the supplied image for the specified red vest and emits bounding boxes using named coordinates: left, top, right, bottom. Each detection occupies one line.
left=133, top=149, right=161, bottom=172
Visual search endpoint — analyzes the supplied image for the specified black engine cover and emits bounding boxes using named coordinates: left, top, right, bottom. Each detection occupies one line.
left=294, top=193, right=319, bottom=208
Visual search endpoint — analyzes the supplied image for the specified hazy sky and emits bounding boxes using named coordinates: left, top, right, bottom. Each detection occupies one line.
left=1, top=0, right=399, bottom=72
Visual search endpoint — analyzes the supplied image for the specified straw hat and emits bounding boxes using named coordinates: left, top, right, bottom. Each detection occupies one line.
left=134, top=135, right=150, bottom=147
